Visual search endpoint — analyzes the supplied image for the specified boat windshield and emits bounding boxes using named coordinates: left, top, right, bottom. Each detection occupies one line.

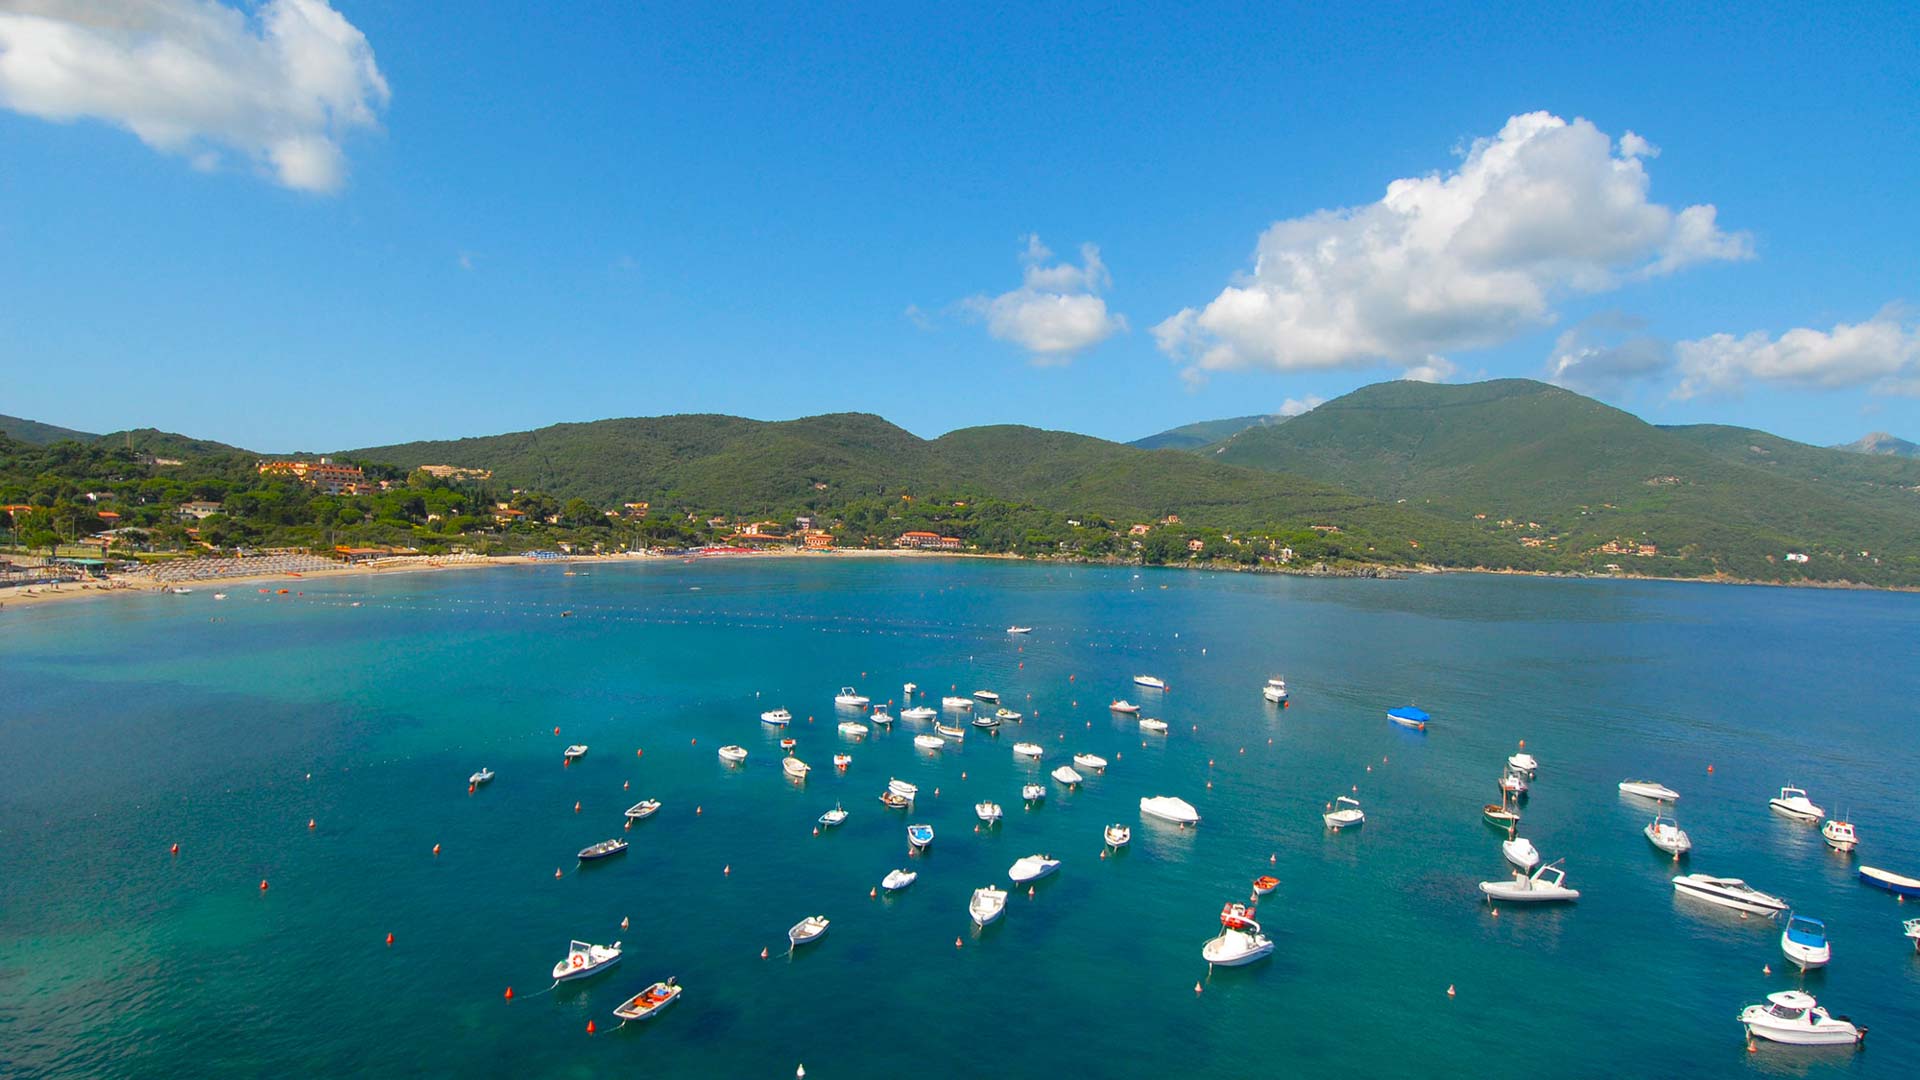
left=1765, top=1003, right=1807, bottom=1020
left=1785, top=918, right=1826, bottom=945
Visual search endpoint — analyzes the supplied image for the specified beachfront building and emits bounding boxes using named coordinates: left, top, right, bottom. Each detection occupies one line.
left=802, top=530, right=835, bottom=550
left=257, top=458, right=366, bottom=495
left=895, top=531, right=963, bottom=552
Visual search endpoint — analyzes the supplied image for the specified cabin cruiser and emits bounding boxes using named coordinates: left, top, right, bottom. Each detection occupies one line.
left=782, top=757, right=810, bottom=780
left=970, top=886, right=1008, bottom=926
left=881, top=869, right=917, bottom=891
left=1104, top=824, right=1131, bottom=848
left=1008, top=854, right=1060, bottom=883
left=888, top=779, right=919, bottom=800
left=1022, top=783, right=1046, bottom=802
left=941, top=696, right=973, bottom=711
left=1139, top=717, right=1169, bottom=734
left=1821, top=818, right=1857, bottom=852
left=818, top=803, right=848, bottom=828
left=834, top=688, right=869, bottom=708
left=913, top=734, right=946, bottom=750
left=975, top=801, right=1003, bottom=824
left=901, top=705, right=937, bottom=722
left=1133, top=675, right=1167, bottom=690
left=1617, top=779, right=1679, bottom=802
left=973, top=690, right=1000, bottom=704
left=1781, top=913, right=1831, bottom=969
left=760, top=708, right=791, bottom=727
left=788, top=915, right=830, bottom=948
left=563, top=744, right=589, bottom=761
left=468, top=768, right=494, bottom=786
left=907, top=823, right=934, bottom=849
left=1012, top=741, right=1044, bottom=757
left=1386, top=706, right=1429, bottom=731
left=1051, top=765, right=1083, bottom=786
left=1503, top=836, right=1541, bottom=871
left=577, top=838, right=628, bottom=861
left=971, top=712, right=1000, bottom=730
left=837, top=720, right=869, bottom=736
left=1202, top=904, right=1273, bottom=966
left=1071, top=753, right=1108, bottom=772
left=1262, top=677, right=1288, bottom=703
left=552, top=939, right=622, bottom=981
left=624, top=799, right=661, bottom=820
left=613, top=978, right=682, bottom=1022
left=1507, top=751, right=1539, bottom=775
left=717, top=745, right=748, bottom=763
left=1109, top=700, right=1140, bottom=715
left=1140, top=795, right=1200, bottom=825
left=1670, top=873, right=1787, bottom=916
left=1769, top=787, right=1824, bottom=822
left=1323, top=795, right=1365, bottom=830
left=1645, top=814, right=1693, bottom=857
left=1479, top=860, right=1580, bottom=903
left=1738, top=991, right=1864, bottom=1047
left=1498, top=769, right=1529, bottom=797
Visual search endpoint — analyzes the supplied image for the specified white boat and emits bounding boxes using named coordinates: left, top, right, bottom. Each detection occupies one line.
left=1770, top=786, right=1825, bottom=822
left=1133, top=675, right=1167, bottom=691
left=901, top=705, right=937, bottom=721
left=625, top=799, right=661, bottom=820
left=976, top=801, right=1003, bottom=823
left=788, top=915, right=830, bottom=948
left=994, top=707, right=1021, bottom=723
left=170, top=586, right=194, bottom=595
left=717, top=744, right=748, bottom=763
left=1262, top=677, right=1288, bottom=703
left=575, top=837, right=625, bottom=862
left=1738, top=990, right=1864, bottom=1047
left=832, top=753, right=851, bottom=769
left=973, top=690, right=1000, bottom=704
left=563, top=744, right=589, bottom=761
left=888, top=779, right=919, bottom=800
left=913, top=734, right=945, bottom=750
left=1781, top=913, right=1832, bottom=970
left=881, top=869, right=917, bottom=891
left=468, top=768, right=494, bottom=786
left=552, top=939, right=622, bottom=981
left=941, top=696, right=973, bottom=711
left=1498, top=769, right=1529, bottom=796
left=1140, top=795, right=1200, bottom=825
left=1671, top=873, right=1787, bottom=916
left=1645, top=814, right=1692, bottom=856
left=613, top=978, right=682, bottom=1022
left=1904, top=917, right=1920, bottom=949
left=1009, top=854, right=1060, bottom=883
left=760, top=708, right=792, bottom=727
left=1618, top=779, right=1679, bottom=801
left=1007, top=626, right=1033, bottom=634
left=907, top=823, right=934, bottom=849
left=934, top=721, right=967, bottom=739
left=903, top=681, right=917, bottom=699
left=1051, top=765, right=1083, bottom=786
left=868, top=708, right=892, bottom=725
left=1323, top=795, right=1365, bottom=830
left=211, top=592, right=227, bottom=600
left=1503, top=836, right=1541, bottom=871
left=1104, top=824, right=1131, bottom=848
left=1138, top=718, right=1169, bottom=734
left=1507, top=751, right=1539, bottom=775
left=970, top=885, right=1008, bottom=926
left=1203, top=904, right=1274, bottom=966
left=834, top=687, right=870, bottom=708
left=1022, top=783, right=1045, bottom=802
left=1821, top=819, right=1857, bottom=852
left=971, top=712, right=1000, bottom=729
left=1478, top=860, right=1580, bottom=903
left=1109, top=700, right=1140, bottom=715
left=837, top=720, right=869, bottom=736
left=818, top=803, right=848, bottom=828
left=783, top=757, right=810, bottom=780
left=1012, top=741, right=1044, bottom=757
left=1071, top=753, right=1108, bottom=772
left=877, top=791, right=910, bottom=809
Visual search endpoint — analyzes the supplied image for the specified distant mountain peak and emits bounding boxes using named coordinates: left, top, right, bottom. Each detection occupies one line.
left=1833, top=431, right=1920, bottom=457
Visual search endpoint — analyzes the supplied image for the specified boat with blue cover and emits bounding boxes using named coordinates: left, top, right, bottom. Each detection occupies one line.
left=1782, top=913, right=1832, bottom=970
left=1387, top=706, right=1429, bottom=731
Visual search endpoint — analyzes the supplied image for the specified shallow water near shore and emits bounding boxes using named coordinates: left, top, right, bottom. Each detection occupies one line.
left=3, top=558, right=1918, bottom=1078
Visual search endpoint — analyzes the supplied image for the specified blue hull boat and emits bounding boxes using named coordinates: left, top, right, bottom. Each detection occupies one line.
left=1859, top=865, right=1920, bottom=897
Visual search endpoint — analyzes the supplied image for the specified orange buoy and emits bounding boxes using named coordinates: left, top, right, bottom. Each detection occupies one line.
left=1747, top=1042, right=1757, bottom=1054
left=1707, top=763, right=1714, bottom=773
left=624, top=781, right=630, bottom=790
left=955, top=937, right=963, bottom=949
left=574, top=802, right=581, bottom=813
left=432, top=843, right=441, bottom=855
left=308, top=818, right=316, bottom=829
left=555, top=868, right=563, bottom=879
left=385, top=932, right=394, bottom=946
left=170, top=842, right=179, bottom=855
left=468, top=784, right=476, bottom=794
left=1491, top=908, right=1499, bottom=918
left=723, top=864, right=730, bottom=875
left=624, top=820, right=632, bottom=831
left=691, top=738, right=696, bottom=745
left=813, top=827, right=819, bottom=836
left=1763, top=964, right=1771, bottom=975
left=1028, top=886, right=1035, bottom=897
left=761, top=947, right=769, bottom=959
left=1194, top=981, right=1203, bottom=994
left=1100, top=849, right=1107, bottom=859
left=870, top=887, right=877, bottom=898
left=696, top=806, right=703, bottom=815
left=504, top=986, right=513, bottom=1000
left=1447, top=984, right=1456, bottom=997
left=586, top=1020, right=596, bottom=1034
left=636, top=748, right=643, bottom=757
left=259, top=879, right=269, bottom=891
left=621, top=916, right=630, bottom=929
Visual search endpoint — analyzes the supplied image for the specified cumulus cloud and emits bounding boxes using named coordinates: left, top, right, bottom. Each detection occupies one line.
left=1673, top=308, right=1920, bottom=399
left=1276, top=395, right=1324, bottom=417
left=965, top=234, right=1127, bottom=363
left=1402, top=357, right=1458, bottom=383
left=0, top=0, right=389, bottom=193
left=1545, top=312, right=1672, bottom=394
left=1154, top=112, right=1751, bottom=382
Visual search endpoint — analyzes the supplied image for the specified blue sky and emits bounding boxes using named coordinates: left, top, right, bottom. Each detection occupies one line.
left=1, top=1, right=1916, bottom=451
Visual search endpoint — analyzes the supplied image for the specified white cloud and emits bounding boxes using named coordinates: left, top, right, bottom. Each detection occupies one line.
left=1673, top=309, right=1920, bottom=399
left=1402, top=357, right=1458, bottom=383
left=1545, top=312, right=1672, bottom=394
left=1154, top=112, right=1751, bottom=382
left=965, top=234, right=1127, bottom=362
left=1276, top=395, right=1324, bottom=417
left=0, top=0, right=389, bottom=193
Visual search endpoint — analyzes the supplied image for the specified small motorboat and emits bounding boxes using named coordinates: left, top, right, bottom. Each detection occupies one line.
left=1262, top=677, right=1288, bottom=703
left=563, top=744, right=589, bottom=761
left=1645, top=814, right=1692, bottom=857
left=1006, top=626, right=1033, bottom=634
left=1858, top=865, right=1920, bottom=897
left=1140, top=795, right=1200, bottom=825
left=868, top=708, right=892, bottom=726
left=1781, top=913, right=1831, bottom=969
left=1071, top=753, right=1108, bottom=772
left=907, top=823, right=934, bottom=849
left=718, top=744, right=748, bottom=763
left=468, top=768, right=495, bottom=786
left=878, top=791, right=910, bottom=809
left=976, top=801, right=1003, bottom=824
left=1483, top=803, right=1521, bottom=830
left=1769, top=786, right=1824, bottom=822
left=819, top=803, right=848, bottom=828
left=1671, top=873, right=1787, bottom=916
left=578, top=838, right=629, bottom=861
left=901, top=705, right=937, bottom=722
left=913, top=734, right=946, bottom=750
left=1133, top=675, right=1167, bottom=690
left=834, top=687, right=870, bottom=708
left=212, top=592, right=227, bottom=600
left=1022, top=783, right=1046, bottom=802
left=1252, top=875, right=1280, bottom=897
left=881, top=868, right=917, bottom=891
left=1508, top=751, right=1539, bottom=775
left=1479, top=860, right=1579, bottom=903
left=1138, top=717, right=1169, bottom=734
left=1503, top=836, right=1541, bottom=872
left=552, top=939, right=622, bottom=981
left=760, top=708, right=792, bottom=727
left=1051, top=765, right=1083, bottom=786
left=994, top=707, right=1021, bottom=723
left=1738, top=990, right=1864, bottom=1047
left=888, top=779, right=919, bottom=800
left=1202, top=906, right=1273, bottom=966
left=1012, top=741, right=1044, bottom=757
left=1109, top=700, right=1140, bottom=715
left=934, top=721, right=967, bottom=739
left=1009, top=854, right=1060, bottom=883
left=1821, top=818, right=1857, bottom=852
left=1104, top=824, right=1131, bottom=848
left=1498, top=769, right=1529, bottom=797
left=779, top=738, right=797, bottom=750
left=1386, top=706, right=1429, bottom=731
left=973, top=690, right=1000, bottom=704
left=833, top=753, right=851, bottom=769
left=1618, top=779, right=1679, bottom=801
left=971, top=713, right=1000, bottom=730
left=788, top=915, right=830, bottom=948
left=613, top=978, right=681, bottom=1022
left=1905, top=917, right=1920, bottom=950
left=624, top=799, right=661, bottom=820
left=837, top=720, right=869, bottom=736
left=783, top=757, right=811, bottom=780
left=940, top=696, right=974, bottom=711
left=970, top=885, right=1008, bottom=926
left=1323, top=795, right=1365, bottom=830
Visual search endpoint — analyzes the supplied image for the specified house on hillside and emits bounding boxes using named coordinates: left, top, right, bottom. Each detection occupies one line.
left=177, top=500, right=223, bottom=520
left=1128, top=524, right=1152, bottom=536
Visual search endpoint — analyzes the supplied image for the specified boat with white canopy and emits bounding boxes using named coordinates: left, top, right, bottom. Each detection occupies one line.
left=1738, top=991, right=1864, bottom=1046
left=1479, top=860, right=1580, bottom=903
left=1140, top=795, right=1200, bottom=825
left=1645, top=814, right=1692, bottom=857
left=552, top=939, right=622, bottom=981
left=717, top=745, right=748, bottom=763
left=1139, top=718, right=1169, bottom=734
left=1012, top=741, right=1044, bottom=757
left=834, top=688, right=869, bottom=708
left=881, top=869, right=916, bottom=891
left=1323, top=795, right=1364, bottom=830
left=1618, top=779, right=1678, bottom=802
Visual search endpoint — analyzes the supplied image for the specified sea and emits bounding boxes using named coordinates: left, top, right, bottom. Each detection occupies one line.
left=2, top=558, right=1917, bottom=1078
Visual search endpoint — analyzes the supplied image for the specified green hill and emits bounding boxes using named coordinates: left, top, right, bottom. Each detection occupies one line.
left=0, top=414, right=97, bottom=445
left=1130, top=414, right=1285, bottom=451
left=1205, top=379, right=1920, bottom=585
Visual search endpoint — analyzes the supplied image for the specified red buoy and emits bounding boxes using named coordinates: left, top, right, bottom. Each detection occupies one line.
left=554, top=727, right=560, bottom=736
left=955, top=937, right=963, bottom=949
left=574, top=801, right=581, bottom=813
left=385, top=932, right=394, bottom=946
left=555, top=868, right=563, bottom=879
left=761, top=947, right=769, bottom=959
left=259, top=879, right=269, bottom=891
left=308, top=818, right=316, bottom=830
left=586, top=1020, right=596, bottom=1034
left=504, top=986, right=513, bottom=1000
left=432, top=843, right=441, bottom=856
left=170, top=842, right=179, bottom=855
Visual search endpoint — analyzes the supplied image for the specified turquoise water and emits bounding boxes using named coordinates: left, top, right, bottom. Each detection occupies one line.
left=3, top=559, right=1918, bottom=1078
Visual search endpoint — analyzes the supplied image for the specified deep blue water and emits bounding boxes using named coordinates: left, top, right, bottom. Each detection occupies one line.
left=3, top=559, right=1918, bottom=1078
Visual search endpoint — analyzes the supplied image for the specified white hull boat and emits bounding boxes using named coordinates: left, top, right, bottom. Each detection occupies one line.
left=1323, top=795, right=1364, bottom=830
left=913, top=734, right=946, bottom=750
left=881, top=869, right=916, bottom=891
left=717, top=745, right=748, bottom=763
left=1262, top=677, right=1288, bottom=703
left=837, top=720, right=869, bottom=736
left=783, top=757, right=810, bottom=780
left=1618, top=780, right=1679, bottom=801
left=1499, top=770, right=1529, bottom=796
left=941, top=696, right=973, bottom=711
left=1138, top=718, right=1168, bottom=734
left=625, top=799, right=661, bottom=820
left=973, top=690, right=1000, bottom=704
left=1006, top=626, right=1032, bottom=634
left=563, top=744, right=589, bottom=761
left=833, top=753, right=851, bottom=769
left=1781, top=914, right=1831, bottom=969
left=995, top=708, right=1021, bottom=723
left=907, top=823, right=934, bottom=850
left=1008, top=854, right=1060, bottom=883
left=1739, top=991, right=1863, bottom=1046
left=1012, top=741, right=1044, bottom=757
left=788, top=915, right=830, bottom=948
left=1133, top=675, right=1167, bottom=691
left=1645, top=815, right=1692, bottom=857
left=1022, top=784, right=1045, bottom=802
left=468, top=768, right=494, bottom=786
left=934, top=722, right=967, bottom=739
left=1479, top=860, right=1580, bottom=903
left=1051, top=766, right=1083, bottom=786
left=1140, top=795, right=1200, bottom=825
left=1503, top=836, right=1541, bottom=871
left=760, top=709, right=791, bottom=727
left=1507, top=752, right=1539, bottom=775
left=818, top=803, right=848, bottom=828
left=553, top=939, right=622, bottom=981
left=1071, top=753, right=1107, bottom=772
left=901, top=706, right=937, bottom=722
left=834, top=687, right=870, bottom=708
left=1671, top=873, right=1786, bottom=916
left=1204, top=905, right=1273, bottom=966
left=970, top=886, right=1007, bottom=926
left=1109, top=700, right=1140, bottom=715
left=868, top=709, right=892, bottom=725
left=1770, top=787, right=1824, bottom=822
left=1104, top=824, right=1130, bottom=848
left=975, top=801, right=1003, bottom=824
left=613, top=978, right=682, bottom=1022
left=971, top=713, right=1000, bottom=729
left=1821, top=819, right=1857, bottom=852
left=887, top=779, right=919, bottom=800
